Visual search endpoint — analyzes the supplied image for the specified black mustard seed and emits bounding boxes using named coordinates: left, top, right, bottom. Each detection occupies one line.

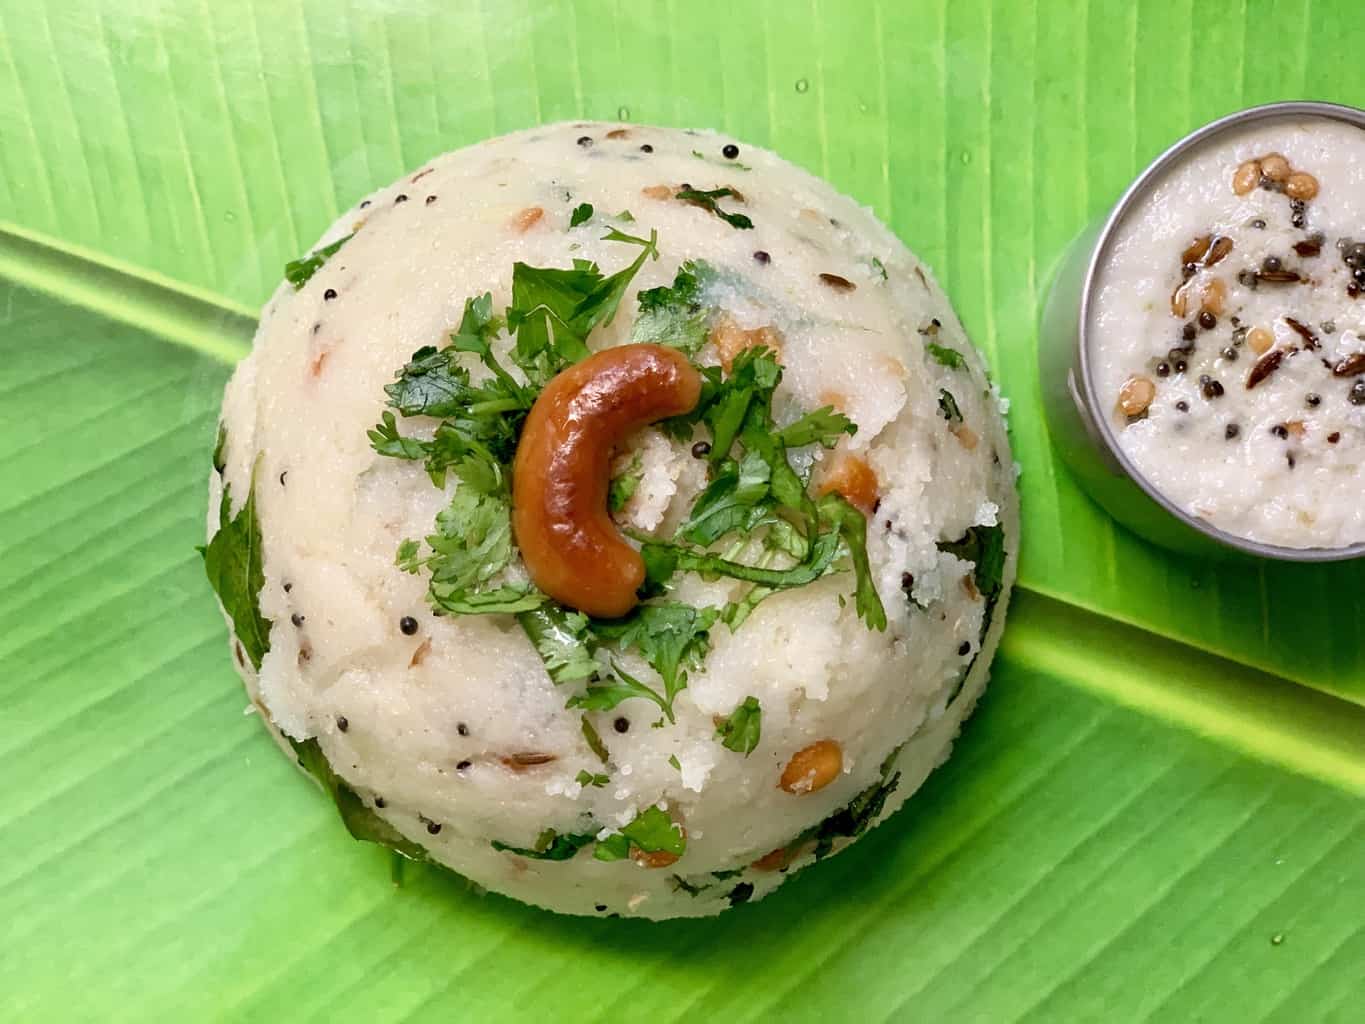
left=1199, top=311, right=1217, bottom=330
left=323, top=288, right=337, bottom=301
left=291, top=613, right=305, bottom=627
left=614, top=717, right=630, bottom=734
left=577, top=135, right=593, bottom=147
left=753, top=250, right=771, bottom=264
left=336, top=716, right=348, bottom=732
left=400, top=615, right=419, bottom=635
left=958, top=641, right=971, bottom=656
left=691, top=441, right=712, bottom=458
left=722, top=143, right=740, bottom=159
left=1225, top=423, right=1240, bottom=440
left=457, top=722, right=469, bottom=737
left=640, top=144, right=653, bottom=153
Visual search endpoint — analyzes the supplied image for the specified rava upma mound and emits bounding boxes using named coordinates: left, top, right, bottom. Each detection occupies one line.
left=1092, top=116, right=1365, bottom=549
left=203, top=122, right=1018, bottom=919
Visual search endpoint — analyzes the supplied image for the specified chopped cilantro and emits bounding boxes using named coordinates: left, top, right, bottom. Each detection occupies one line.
left=284, top=233, right=353, bottom=290
left=518, top=605, right=597, bottom=683
left=199, top=463, right=272, bottom=670
left=711, top=868, right=745, bottom=881
left=668, top=754, right=682, bottom=771
left=570, top=202, right=594, bottom=227
left=818, top=494, right=887, bottom=631
left=593, top=805, right=685, bottom=862
left=507, top=229, right=659, bottom=386
left=670, top=874, right=710, bottom=896
left=777, top=406, right=857, bottom=449
left=589, top=603, right=719, bottom=718
left=926, top=342, right=966, bottom=369
left=939, top=389, right=963, bottom=423
left=939, top=522, right=1007, bottom=692
left=576, top=770, right=609, bottom=788
left=289, top=737, right=429, bottom=861
left=581, top=716, right=610, bottom=763
left=396, top=455, right=544, bottom=616
left=871, top=256, right=888, bottom=281
left=675, top=186, right=754, bottom=230
left=567, top=661, right=672, bottom=720
left=716, top=696, right=762, bottom=755
left=940, top=523, right=1006, bottom=604
left=492, top=828, right=597, bottom=861
left=212, top=423, right=227, bottom=474
left=608, top=452, right=643, bottom=513
left=613, top=209, right=635, bottom=223
left=631, top=260, right=713, bottom=354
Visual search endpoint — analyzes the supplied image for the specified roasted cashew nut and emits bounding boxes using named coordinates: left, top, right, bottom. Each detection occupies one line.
left=512, top=344, right=702, bottom=618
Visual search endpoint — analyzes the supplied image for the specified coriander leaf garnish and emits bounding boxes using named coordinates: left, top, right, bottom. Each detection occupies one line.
left=871, top=256, right=889, bottom=281
left=717, top=696, right=762, bottom=755
left=818, top=494, right=887, bottom=631
left=593, top=805, right=685, bottom=862
left=568, top=661, right=673, bottom=721
left=631, top=260, right=714, bottom=354
left=289, top=737, right=429, bottom=861
left=199, top=461, right=272, bottom=670
left=518, top=605, right=597, bottom=683
left=284, top=233, right=353, bottom=290
left=590, top=603, right=719, bottom=717
left=212, top=423, right=227, bottom=475
left=507, top=229, right=659, bottom=385
left=570, top=202, right=594, bottom=227
left=576, top=770, right=610, bottom=788
left=491, top=828, right=597, bottom=861
left=581, top=716, right=610, bottom=763
left=608, top=452, right=643, bottom=513
left=938, top=389, right=963, bottom=423
left=396, top=454, right=545, bottom=616
left=926, top=342, right=966, bottom=369
left=777, top=406, right=857, bottom=449
left=940, top=523, right=1006, bottom=604
left=674, top=187, right=754, bottom=230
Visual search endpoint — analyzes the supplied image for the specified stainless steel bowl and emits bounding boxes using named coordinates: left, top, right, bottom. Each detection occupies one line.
left=1039, top=100, right=1365, bottom=562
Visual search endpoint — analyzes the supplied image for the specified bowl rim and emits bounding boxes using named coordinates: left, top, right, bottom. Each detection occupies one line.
left=1076, top=99, right=1365, bottom=563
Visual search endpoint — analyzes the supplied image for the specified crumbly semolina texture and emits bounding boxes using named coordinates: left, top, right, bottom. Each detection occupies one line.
left=208, top=122, right=1018, bottom=919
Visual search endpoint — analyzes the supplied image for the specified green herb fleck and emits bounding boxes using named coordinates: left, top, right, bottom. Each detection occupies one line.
left=289, top=736, right=429, bottom=861
left=518, top=605, right=597, bottom=683
left=608, top=452, right=644, bottom=513
left=284, top=233, right=353, bottom=290
left=716, top=696, right=762, bottom=755
left=199, top=463, right=272, bottom=670
left=576, top=770, right=609, bottom=788
left=570, top=202, right=594, bottom=227
left=632, top=260, right=714, bottom=354
left=777, top=406, right=857, bottom=449
left=668, top=754, right=682, bottom=771
left=212, top=424, right=227, bottom=474
left=871, top=256, right=888, bottom=281
left=926, top=342, right=966, bottom=369
left=581, top=716, right=610, bottom=764
left=492, top=828, right=597, bottom=861
left=593, top=805, right=685, bottom=862
left=939, top=389, right=963, bottom=423
left=675, top=187, right=754, bottom=230
left=506, top=229, right=660, bottom=386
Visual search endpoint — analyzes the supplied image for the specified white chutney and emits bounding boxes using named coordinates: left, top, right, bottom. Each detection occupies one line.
left=1091, top=116, right=1365, bottom=549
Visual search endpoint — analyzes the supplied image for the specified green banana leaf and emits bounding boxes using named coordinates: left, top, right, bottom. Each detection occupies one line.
left=1, top=1, right=1361, bottom=1020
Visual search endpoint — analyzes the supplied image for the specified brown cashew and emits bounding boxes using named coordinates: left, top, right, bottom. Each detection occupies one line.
left=512, top=344, right=702, bottom=618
